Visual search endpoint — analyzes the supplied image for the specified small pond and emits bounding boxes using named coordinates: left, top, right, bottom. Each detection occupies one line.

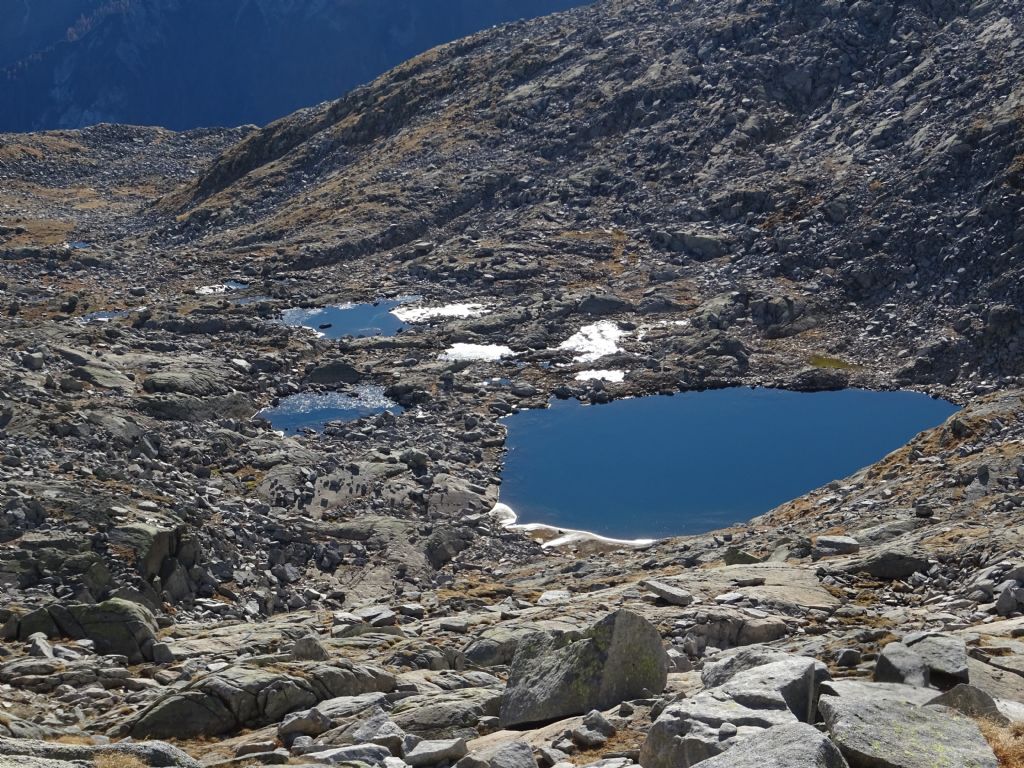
left=499, top=388, right=959, bottom=540
left=280, top=298, right=414, bottom=339
left=258, top=387, right=400, bottom=433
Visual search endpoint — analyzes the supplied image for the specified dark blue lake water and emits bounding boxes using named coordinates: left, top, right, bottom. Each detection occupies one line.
left=259, top=387, right=400, bottom=433
left=499, top=388, right=959, bottom=540
left=280, top=299, right=411, bottom=339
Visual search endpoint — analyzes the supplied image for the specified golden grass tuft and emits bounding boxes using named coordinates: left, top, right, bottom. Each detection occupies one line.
left=53, top=734, right=95, bottom=745
left=93, top=754, right=149, bottom=768
left=979, top=719, right=1024, bottom=768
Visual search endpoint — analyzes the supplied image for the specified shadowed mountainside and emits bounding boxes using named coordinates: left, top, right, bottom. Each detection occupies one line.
left=0, top=0, right=591, bottom=132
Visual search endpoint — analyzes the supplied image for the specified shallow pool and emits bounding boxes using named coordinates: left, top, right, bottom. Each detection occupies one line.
left=258, top=387, right=400, bottom=433
left=499, top=388, right=959, bottom=540
left=280, top=298, right=412, bottom=339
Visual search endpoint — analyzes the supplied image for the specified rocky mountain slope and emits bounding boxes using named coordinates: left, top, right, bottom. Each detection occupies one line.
left=0, top=0, right=590, bottom=132
left=0, top=0, right=1023, bottom=766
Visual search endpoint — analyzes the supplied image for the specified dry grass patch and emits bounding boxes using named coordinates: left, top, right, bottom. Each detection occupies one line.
left=979, top=719, right=1024, bottom=768
left=94, top=754, right=148, bottom=768
left=52, top=734, right=95, bottom=746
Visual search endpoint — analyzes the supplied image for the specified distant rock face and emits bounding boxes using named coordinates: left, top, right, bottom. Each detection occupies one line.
left=499, top=609, right=668, bottom=727
left=0, top=0, right=590, bottom=132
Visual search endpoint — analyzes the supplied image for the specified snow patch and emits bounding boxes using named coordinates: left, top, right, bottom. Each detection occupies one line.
left=439, top=343, right=514, bottom=362
left=559, top=321, right=625, bottom=363
left=489, top=502, right=656, bottom=548
left=392, top=302, right=491, bottom=323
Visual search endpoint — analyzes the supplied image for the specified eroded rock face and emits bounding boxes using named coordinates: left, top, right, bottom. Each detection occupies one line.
left=500, top=610, right=668, bottom=727
left=130, top=661, right=395, bottom=739
left=11, top=599, right=160, bottom=664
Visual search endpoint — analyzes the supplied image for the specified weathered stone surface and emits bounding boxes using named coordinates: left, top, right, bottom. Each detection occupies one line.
left=475, top=741, right=537, bottom=768
left=500, top=610, right=668, bottom=727
left=819, top=695, right=997, bottom=768
left=0, top=737, right=200, bottom=767
left=640, top=691, right=797, bottom=768
left=813, top=536, right=860, bottom=557
left=131, top=662, right=395, bottom=739
left=404, top=738, right=469, bottom=766
left=874, top=642, right=929, bottom=688
left=694, top=722, right=848, bottom=768
left=303, top=743, right=393, bottom=765
left=641, top=579, right=694, bottom=606
left=905, top=634, right=968, bottom=688
left=392, top=688, right=502, bottom=740
left=927, top=684, right=1009, bottom=725
left=848, top=551, right=930, bottom=580
left=48, top=599, right=159, bottom=663
left=717, top=656, right=826, bottom=724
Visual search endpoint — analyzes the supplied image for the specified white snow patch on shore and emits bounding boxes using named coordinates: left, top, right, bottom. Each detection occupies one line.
left=559, top=321, right=625, bottom=363
left=489, top=502, right=656, bottom=548
left=439, top=343, right=514, bottom=362
left=392, top=302, right=491, bottom=323
left=574, top=369, right=626, bottom=382
left=196, top=282, right=247, bottom=295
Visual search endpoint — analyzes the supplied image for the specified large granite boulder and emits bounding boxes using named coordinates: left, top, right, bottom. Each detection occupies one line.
left=37, top=599, right=160, bottom=663
left=392, top=687, right=502, bottom=740
left=874, top=642, right=930, bottom=688
left=819, top=694, right=997, bottom=768
left=641, top=651, right=828, bottom=768
left=499, top=610, right=668, bottom=727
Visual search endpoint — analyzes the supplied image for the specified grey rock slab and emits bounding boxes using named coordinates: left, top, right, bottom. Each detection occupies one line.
left=819, top=695, right=997, bottom=768
left=905, top=634, right=969, bottom=687
left=814, top=536, right=860, bottom=555
left=0, top=737, right=200, bottom=767
left=639, top=690, right=798, bottom=768
left=291, top=634, right=331, bottom=661
left=303, top=743, right=393, bottom=765
left=819, top=680, right=937, bottom=707
left=48, top=598, right=159, bottom=663
left=479, top=741, right=537, bottom=768
left=392, top=687, right=502, bottom=740
left=717, top=656, right=827, bottom=723
left=874, top=642, right=929, bottom=687
left=846, top=551, right=930, bottom=580
left=132, top=663, right=394, bottom=739
left=641, top=579, right=694, bottom=606
left=702, top=645, right=830, bottom=690
left=404, top=738, right=469, bottom=766
left=693, top=722, right=849, bottom=768
left=500, top=609, right=668, bottom=727
left=927, top=684, right=1009, bottom=725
